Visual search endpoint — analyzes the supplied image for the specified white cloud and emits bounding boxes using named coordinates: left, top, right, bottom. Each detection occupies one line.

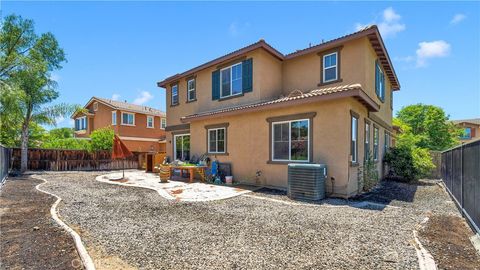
left=133, top=91, right=153, bottom=105
left=450, top=13, right=466, bottom=25
left=111, top=94, right=121, bottom=101
left=228, top=21, right=251, bottom=37
left=416, top=40, right=451, bottom=67
left=355, top=7, right=405, bottom=38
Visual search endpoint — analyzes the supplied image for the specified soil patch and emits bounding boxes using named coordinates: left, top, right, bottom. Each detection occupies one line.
left=0, top=177, right=83, bottom=269
left=419, top=214, right=480, bottom=270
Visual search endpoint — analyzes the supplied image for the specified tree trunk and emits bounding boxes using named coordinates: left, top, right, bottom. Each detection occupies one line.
left=20, top=124, right=29, bottom=173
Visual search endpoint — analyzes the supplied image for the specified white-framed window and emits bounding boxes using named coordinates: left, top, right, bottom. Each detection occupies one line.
left=160, top=118, right=166, bottom=129
left=323, top=52, right=338, bottom=83
left=220, top=62, right=242, bottom=98
left=364, top=122, right=370, bottom=160
left=375, top=60, right=385, bottom=101
left=384, top=132, right=391, bottom=153
left=351, top=116, right=358, bottom=163
left=373, top=127, right=379, bottom=161
left=272, top=119, right=309, bottom=162
left=75, top=116, right=87, bottom=131
left=208, top=128, right=226, bottom=154
left=121, top=112, right=135, bottom=126
left=187, top=79, right=196, bottom=102
left=146, top=115, right=154, bottom=128
left=93, top=102, right=98, bottom=111
left=171, top=84, right=179, bottom=105
left=111, top=111, right=117, bottom=125
left=174, top=134, right=190, bottom=161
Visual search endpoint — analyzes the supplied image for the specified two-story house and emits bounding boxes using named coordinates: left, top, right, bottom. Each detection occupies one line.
left=72, top=97, right=167, bottom=153
left=453, top=118, right=480, bottom=143
left=157, top=25, right=400, bottom=198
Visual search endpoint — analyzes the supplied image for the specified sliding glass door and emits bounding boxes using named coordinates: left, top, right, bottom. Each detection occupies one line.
left=174, top=134, right=190, bottom=161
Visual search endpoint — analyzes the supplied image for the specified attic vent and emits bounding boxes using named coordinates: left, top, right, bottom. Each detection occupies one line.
left=288, top=164, right=327, bottom=201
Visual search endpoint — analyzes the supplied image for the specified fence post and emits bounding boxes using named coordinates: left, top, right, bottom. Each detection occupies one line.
left=460, top=143, right=464, bottom=216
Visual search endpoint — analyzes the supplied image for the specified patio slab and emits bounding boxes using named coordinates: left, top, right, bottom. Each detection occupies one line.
left=96, top=170, right=257, bottom=202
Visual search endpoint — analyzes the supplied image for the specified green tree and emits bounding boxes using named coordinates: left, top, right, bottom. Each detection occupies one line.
left=89, top=126, right=114, bottom=151
left=396, top=104, right=460, bottom=151
left=0, top=14, right=75, bottom=172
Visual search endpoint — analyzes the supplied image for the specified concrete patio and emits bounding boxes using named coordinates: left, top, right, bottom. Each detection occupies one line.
left=96, top=170, right=257, bottom=202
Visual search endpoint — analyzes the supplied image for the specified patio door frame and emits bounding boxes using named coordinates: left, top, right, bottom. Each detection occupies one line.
left=173, top=133, right=190, bottom=160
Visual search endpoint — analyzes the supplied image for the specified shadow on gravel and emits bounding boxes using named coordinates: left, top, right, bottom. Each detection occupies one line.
left=352, top=180, right=423, bottom=205
left=250, top=186, right=401, bottom=211
left=252, top=180, right=440, bottom=210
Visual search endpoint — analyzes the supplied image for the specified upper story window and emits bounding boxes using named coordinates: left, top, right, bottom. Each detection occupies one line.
left=461, top=127, right=472, bottom=139
left=220, top=62, right=242, bottom=98
left=75, top=116, right=87, bottom=131
left=375, top=60, right=385, bottom=102
left=93, top=102, right=98, bottom=111
left=208, top=128, right=226, bottom=154
left=121, top=112, right=135, bottom=126
left=147, top=116, right=154, bottom=128
left=187, top=79, right=196, bottom=102
left=351, top=114, right=358, bottom=164
left=160, top=118, right=166, bottom=129
left=323, top=52, right=338, bottom=83
left=171, top=84, right=179, bottom=106
left=272, top=119, right=309, bottom=162
left=112, top=111, right=117, bottom=125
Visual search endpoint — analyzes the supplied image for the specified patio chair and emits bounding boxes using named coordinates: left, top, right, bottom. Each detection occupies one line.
left=158, top=164, right=171, bottom=183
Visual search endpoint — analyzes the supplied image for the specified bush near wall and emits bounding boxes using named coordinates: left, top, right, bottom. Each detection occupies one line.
left=384, top=146, right=435, bottom=182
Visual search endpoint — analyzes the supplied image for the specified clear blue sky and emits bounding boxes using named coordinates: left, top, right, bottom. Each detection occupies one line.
left=2, top=1, right=479, bottom=128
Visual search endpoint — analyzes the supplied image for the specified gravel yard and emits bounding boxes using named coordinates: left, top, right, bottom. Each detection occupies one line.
left=35, top=171, right=473, bottom=270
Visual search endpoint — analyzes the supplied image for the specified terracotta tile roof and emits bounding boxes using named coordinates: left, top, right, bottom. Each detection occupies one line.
left=181, top=84, right=379, bottom=122
left=452, top=118, right=480, bottom=125
left=157, top=40, right=283, bottom=88
left=93, top=97, right=166, bottom=116
left=157, top=25, right=400, bottom=90
left=72, top=97, right=166, bottom=118
left=284, top=25, right=374, bottom=58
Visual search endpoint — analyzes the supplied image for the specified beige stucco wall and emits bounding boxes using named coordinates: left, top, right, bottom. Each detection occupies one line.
left=161, top=35, right=396, bottom=197
left=166, top=98, right=358, bottom=196
left=165, top=48, right=283, bottom=127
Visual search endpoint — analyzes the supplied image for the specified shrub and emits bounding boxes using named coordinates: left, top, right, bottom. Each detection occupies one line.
left=89, top=127, right=114, bottom=151
left=358, top=153, right=379, bottom=191
left=384, top=146, right=435, bottom=182
left=42, top=137, right=90, bottom=150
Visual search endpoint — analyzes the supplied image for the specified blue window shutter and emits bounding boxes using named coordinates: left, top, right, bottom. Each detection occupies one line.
left=242, top=58, right=253, bottom=93
left=212, top=70, right=220, bottom=100
left=381, top=72, right=385, bottom=100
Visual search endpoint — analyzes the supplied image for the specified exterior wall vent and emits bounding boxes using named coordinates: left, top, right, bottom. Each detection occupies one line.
left=288, top=164, right=327, bottom=201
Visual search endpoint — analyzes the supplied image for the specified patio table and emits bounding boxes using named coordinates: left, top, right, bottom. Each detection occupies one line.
left=169, top=165, right=208, bottom=183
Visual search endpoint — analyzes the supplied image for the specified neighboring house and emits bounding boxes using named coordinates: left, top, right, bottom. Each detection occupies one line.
left=157, top=25, right=400, bottom=198
left=71, top=97, right=167, bottom=153
left=452, top=118, right=480, bottom=143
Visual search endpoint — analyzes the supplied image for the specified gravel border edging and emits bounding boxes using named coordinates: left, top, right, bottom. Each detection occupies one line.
left=32, top=175, right=96, bottom=270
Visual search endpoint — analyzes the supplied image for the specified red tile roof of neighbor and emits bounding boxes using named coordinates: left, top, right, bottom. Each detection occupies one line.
left=72, top=97, right=166, bottom=118
left=157, top=25, right=400, bottom=90
left=452, top=118, right=480, bottom=126
left=180, top=84, right=379, bottom=122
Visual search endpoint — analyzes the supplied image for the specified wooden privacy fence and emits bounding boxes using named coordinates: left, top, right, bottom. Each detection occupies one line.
left=11, top=148, right=140, bottom=171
